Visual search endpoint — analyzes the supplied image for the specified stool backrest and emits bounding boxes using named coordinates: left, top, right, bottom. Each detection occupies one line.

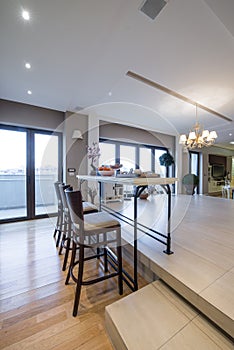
left=65, top=189, right=84, bottom=229
left=59, top=184, right=72, bottom=211
left=54, top=181, right=63, bottom=203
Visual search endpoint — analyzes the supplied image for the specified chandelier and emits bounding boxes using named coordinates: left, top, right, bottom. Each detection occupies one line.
left=179, top=104, right=218, bottom=150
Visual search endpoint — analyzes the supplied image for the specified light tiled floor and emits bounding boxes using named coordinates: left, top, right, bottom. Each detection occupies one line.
left=106, top=280, right=234, bottom=350
left=107, top=194, right=234, bottom=338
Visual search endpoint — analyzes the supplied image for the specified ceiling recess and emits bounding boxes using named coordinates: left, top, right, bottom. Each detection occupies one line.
left=139, top=0, right=168, bottom=20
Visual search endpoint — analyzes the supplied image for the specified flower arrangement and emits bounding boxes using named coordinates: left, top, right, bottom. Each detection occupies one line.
left=87, top=142, right=101, bottom=172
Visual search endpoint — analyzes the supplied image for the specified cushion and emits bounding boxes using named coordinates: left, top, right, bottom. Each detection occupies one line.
left=84, top=212, right=120, bottom=231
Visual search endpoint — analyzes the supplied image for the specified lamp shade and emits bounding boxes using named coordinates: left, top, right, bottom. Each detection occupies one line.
left=188, top=131, right=196, bottom=140
left=179, top=134, right=187, bottom=144
left=72, top=130, right=83, bottom=139
left=202, top=130, right=209, bottom=138
left=209, top=131, right=218, bottom=139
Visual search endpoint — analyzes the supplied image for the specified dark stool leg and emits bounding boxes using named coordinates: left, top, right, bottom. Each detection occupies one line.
left=103, top=233, right=108, bottom=272
left=55, top=209, right=63, bottom=246
left=117, top=245, right=123, bottom=295
left=56, top=230, right=62, bottom=247
left=59, top=220, right=67, bottom=255
left=62, top=220, right=72, bottom=271
left=117, top=228, right=123, bottom=295
left=65, top=240, right=76, bottom=285
left=62, top=237, right=71, bottom=271
left=73, top=244, right=84, bottom=317
left=104, top=247, right=108, bottom=273
left=53, top=214, right=59, bottom=238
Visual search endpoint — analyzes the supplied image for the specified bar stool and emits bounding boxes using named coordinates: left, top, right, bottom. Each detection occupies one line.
left=53, top=181, right=64, bottom=247
left=59, top=184, right=98, bottom=271
left=65, top=188, right=123, bottom=316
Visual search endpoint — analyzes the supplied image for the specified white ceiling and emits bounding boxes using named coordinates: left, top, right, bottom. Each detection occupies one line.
left=0, top=0, right=234, bottom=148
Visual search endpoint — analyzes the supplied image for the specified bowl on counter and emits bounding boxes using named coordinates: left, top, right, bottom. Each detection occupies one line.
left=98, top=170, right=115, bottom=176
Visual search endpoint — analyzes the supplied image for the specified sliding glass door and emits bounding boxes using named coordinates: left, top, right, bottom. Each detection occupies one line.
left=0, top=128, right=27, bottom=220
left=0, top=125, right=62, bottom=222
left=34, top=133, right=59, bottom=216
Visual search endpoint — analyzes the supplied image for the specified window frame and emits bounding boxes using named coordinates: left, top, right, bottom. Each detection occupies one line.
left=99, top=138, right=171, bottom=176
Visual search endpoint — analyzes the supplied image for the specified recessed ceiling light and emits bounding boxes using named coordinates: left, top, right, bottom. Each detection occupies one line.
left=25, top=62, right=31, bottom=69
left=229, top=133, right=232, bottom=136
left=22, top=10, right=30, bottom=20
left=27, top=90, right=32, bottom=95
left=108, top=91, right=112, bottom=96
left=230, top=141, right=234, bottom=144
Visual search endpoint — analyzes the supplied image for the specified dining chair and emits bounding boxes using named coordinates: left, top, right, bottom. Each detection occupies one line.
left=58, top=184, right=98, bottom=271
left=65, top=188, right=123, bottom=316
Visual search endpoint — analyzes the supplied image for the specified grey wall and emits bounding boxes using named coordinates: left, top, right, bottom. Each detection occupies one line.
left=0, top=99, right=64, bottom=131
left=99, top=121, right=175, bottom=151
left=64, top=112, right=89, bottom=189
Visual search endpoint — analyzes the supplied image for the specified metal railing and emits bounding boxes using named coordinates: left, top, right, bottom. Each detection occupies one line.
left=0, top=174, right=57, bottom=209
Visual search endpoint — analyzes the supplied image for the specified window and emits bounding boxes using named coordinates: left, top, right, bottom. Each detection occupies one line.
left=99, top=142, right=115, bottom=166
left=99, top=139, right=170, bottom=175
left=120, top=145, right=136, bottom=172
left=139, top=147, right=152, bottom=172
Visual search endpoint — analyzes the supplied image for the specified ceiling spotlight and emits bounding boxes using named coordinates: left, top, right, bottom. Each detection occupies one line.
left=108, top=91, right=112, bottom=96
left=229, top=133, right=232, bottom=136
left=22, top=10, right=30, bottom=20
left=27, top=90, right=32, bottom=95
left=25, top=62, right=31, bottom=69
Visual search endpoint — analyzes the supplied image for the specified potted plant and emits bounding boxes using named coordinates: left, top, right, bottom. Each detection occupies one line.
left=159, top=152, right=174, bottom=167
left=182, top=173, right=199, bottom=195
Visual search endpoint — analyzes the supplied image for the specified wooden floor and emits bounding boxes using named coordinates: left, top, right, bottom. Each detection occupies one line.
left=1, top=194, right=233, bottom=349
left=0, top=218, right=147, bottom=350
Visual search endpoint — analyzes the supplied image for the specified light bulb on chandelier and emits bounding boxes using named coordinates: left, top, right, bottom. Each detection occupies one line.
left=179, top=104, right=218, bottom=150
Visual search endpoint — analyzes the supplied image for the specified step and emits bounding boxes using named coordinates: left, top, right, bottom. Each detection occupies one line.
left=105, top=280, right=233, bottom=350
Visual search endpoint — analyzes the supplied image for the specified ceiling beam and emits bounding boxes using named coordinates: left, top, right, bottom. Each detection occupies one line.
left=126, top=71, right=232, bottom=122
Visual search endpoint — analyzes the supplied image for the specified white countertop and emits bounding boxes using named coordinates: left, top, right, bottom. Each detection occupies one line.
left=77, top=175, right=178, bottom=186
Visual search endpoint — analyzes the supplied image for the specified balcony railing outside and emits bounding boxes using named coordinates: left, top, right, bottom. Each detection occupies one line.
left=0, top=174, right=57, bottom=217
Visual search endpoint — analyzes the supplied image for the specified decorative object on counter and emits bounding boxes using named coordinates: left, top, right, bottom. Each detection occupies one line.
left=139, top=188, right=149, bottom=199
left=99, top=170, right=115, bottom=176
left=87, top=142, right=101, bottom=175
left=98, top=166, right=114, bottom=176
left=86, top=185, right=97, bottom=204
left=139, top=172, right=160, bottom=178
left=159, top=152, right=174, bottom=167
left=182, top=173, right=199, bottom=195
left=110, top=163, right=123, bottom=170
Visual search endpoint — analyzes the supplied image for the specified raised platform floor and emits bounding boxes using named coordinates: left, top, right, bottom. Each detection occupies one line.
left=106, top=280, right=233, bottom=349
left=105, top=194, right=234, bottom=342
